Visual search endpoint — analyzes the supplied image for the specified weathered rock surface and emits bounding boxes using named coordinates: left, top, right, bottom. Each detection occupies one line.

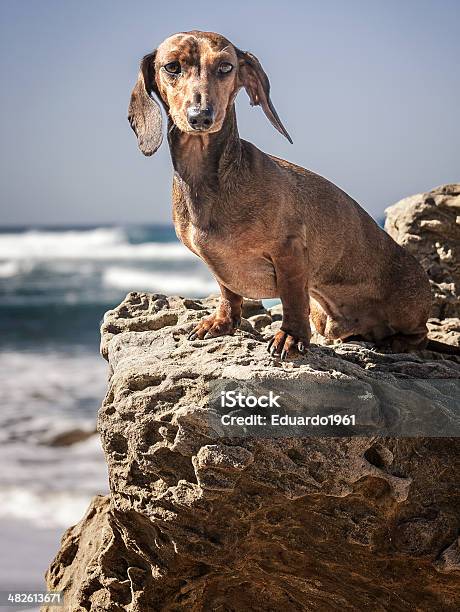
left=385, top=183, right=460, bottom=320
left=45, top=187, right=460, bottom=611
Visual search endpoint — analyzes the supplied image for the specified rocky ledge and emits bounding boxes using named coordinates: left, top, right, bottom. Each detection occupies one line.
left=386, top=183, right=460, bottom=326
left=45, top=186, right=460, bottom=612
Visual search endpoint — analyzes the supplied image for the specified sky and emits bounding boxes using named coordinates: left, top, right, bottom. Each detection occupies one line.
left=0, top=0, right=459, bottom=226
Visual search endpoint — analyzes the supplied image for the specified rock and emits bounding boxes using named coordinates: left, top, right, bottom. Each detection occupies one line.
left=45, top=185, right=460, bottom=611
left=247, top=313, right=272, bottom=331
left=241, top=299, right=267, bottom=318
left=44, top=427, right=96, bottom=447
left=268, top=303, right=283, bottom=321
left=45, top=496, right=112, bottom=611
left=427, top=318, right=460, bottom=348
left=385, top=183, right=460, bottom=319
left=45, top=288, right=460, bottom=611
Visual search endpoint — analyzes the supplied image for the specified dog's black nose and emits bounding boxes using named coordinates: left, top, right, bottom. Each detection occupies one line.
left=187, top=105, right=214, bottom=130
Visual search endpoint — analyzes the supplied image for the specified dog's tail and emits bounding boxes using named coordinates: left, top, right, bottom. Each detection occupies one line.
left=425, top=339, right=460, bottom=356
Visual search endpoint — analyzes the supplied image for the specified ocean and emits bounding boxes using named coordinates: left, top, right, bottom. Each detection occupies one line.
left=0, top=224, right=218, bottom=591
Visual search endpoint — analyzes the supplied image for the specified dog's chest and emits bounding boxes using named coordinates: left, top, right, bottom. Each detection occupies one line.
left=183, top=223, right=278, bottom=299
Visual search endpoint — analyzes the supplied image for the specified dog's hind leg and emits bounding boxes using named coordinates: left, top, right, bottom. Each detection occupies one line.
left=188, top=283, right=243, bottom=340
left=379, top=328, right=428, bottom=353
left=310, top=297, right=328, bottom=336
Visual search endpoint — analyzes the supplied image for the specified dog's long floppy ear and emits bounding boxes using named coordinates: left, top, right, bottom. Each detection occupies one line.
left=236, top=49, right=292, bottom=144
left=128, top=52, right=163, bottom=156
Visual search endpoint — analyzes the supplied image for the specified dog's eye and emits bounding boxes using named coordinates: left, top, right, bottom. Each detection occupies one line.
left=218, top=62, right=233, bottom=74
left=164, top=61, right=181, bottom=75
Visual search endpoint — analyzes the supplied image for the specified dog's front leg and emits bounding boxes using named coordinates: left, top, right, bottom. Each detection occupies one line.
left=268, top=242, right=310, bottom=360
left=188, top=283, right=243, bottom=340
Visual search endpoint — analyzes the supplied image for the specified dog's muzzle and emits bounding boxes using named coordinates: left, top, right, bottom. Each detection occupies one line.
left=186, top=105, right=214, bottom=130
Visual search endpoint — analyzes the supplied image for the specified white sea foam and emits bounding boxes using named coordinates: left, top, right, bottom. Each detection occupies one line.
left=0, top=438, right=108, bottom=528
left=0, top=227, right=217, bottom=303
left=0, top=471, right=106, bottom=529
left=0, top=227, right=193, bottom=261
left=0, top=260, right=21, bottom=277
left=0, top=350, right=108, bottom=528
left=103, top=266, right=218, bottom=296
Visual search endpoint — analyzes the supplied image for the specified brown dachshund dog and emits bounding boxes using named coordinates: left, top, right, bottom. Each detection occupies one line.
left=128, top=30, right=454, bottom=359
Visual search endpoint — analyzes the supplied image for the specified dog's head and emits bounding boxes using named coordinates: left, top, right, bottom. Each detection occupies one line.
left=128, top=31, right=292, bottom=156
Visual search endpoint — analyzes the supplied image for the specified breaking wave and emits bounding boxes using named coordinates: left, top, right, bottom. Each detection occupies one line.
left=0, top=227, right=193, bottom=261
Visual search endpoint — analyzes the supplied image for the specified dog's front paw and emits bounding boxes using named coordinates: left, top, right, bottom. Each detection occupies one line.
left=267, top=330, right=309, bottom=360
left=188, top=315, right=240, bottom=341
